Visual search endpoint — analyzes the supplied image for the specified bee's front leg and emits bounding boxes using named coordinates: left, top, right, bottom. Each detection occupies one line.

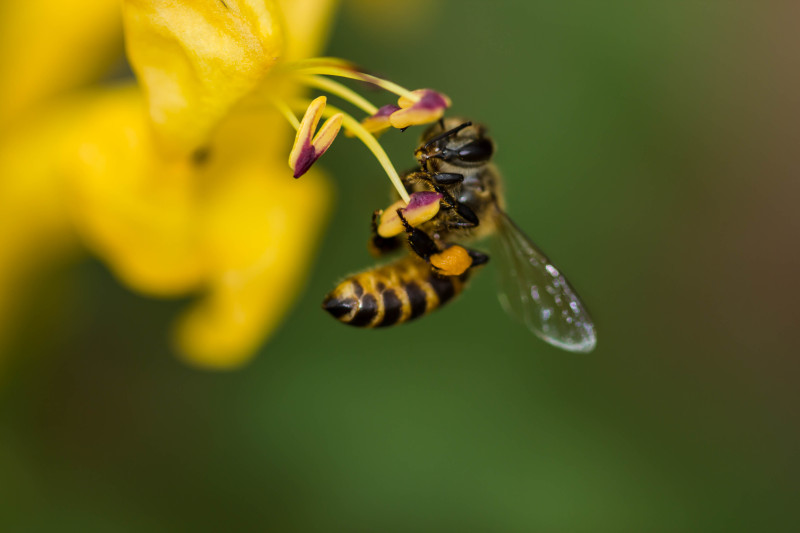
left=429, top=172, right=464, bottom=185
left=434, top=185, right=480, bottom=227
left=395, top=209, right=440, bottom=262
left=416, top=173, right=479, bottom=227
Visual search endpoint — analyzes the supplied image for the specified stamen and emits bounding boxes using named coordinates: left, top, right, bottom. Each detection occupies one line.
left=288, top=96, right=343, bottom=178
left=390, top=89, right=451, bottom=129
left=283, top=59, right=450, bottom=130
left=377, top=191, right=442, bottom=238
left=292, top=99, right=410, bottom=203
left=354, top=104, right=401, bottom=136
left=272, top=98, right=301, bottom=130
left=285, top=60, right=415, bottom=100
left=286, top=57, right=360, bottom=71
left=295, top=74, right=378, bottom=115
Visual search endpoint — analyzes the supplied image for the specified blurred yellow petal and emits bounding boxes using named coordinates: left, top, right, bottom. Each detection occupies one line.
left=174, top=161, right=331, bottom=369
left=0, top=0, right=349, bottom=369
left=278, top=0, right=340, bottom=61
left=344, top=0, right=441, bottom=38
left=121, top=0, right=285, bottom=155
left=0, top=103, right=83, bottom=353
left=62, top=86, right=206, bottom=295
left=0, top=0, right=122, bottom=124
left=1, top=84, right=332, bottom=368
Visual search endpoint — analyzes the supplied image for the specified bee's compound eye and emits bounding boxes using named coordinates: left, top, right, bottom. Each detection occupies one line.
left=455, top=139, right=493, bottom=163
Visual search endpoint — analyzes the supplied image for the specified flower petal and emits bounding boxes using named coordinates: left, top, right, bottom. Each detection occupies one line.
left=66, top=88, right=206, bottom=294
left=0, top=97, right=82, bottom=355
left=13, top=85, right=332, bottom=368
left=277, top=0, right=339, bottom=61
left=121, top=0, right=285, bottom=155
left=173, top=161, right=332, bottom=368
left=0, top=0, right=122, bottom=124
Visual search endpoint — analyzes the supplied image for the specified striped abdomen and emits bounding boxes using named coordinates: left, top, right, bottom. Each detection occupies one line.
left=322, top=255, right=474, bottom=328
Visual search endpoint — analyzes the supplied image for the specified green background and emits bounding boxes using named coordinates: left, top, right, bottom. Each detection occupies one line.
left=2, top=1, right=798, bottom=531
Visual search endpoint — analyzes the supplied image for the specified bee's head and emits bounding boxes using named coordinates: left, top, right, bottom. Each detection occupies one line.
left=414, top=118, right=494, bottom=170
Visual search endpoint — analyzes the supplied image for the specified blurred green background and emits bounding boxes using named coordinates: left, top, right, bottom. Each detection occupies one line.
left=2, top=1, right=799, bottom=531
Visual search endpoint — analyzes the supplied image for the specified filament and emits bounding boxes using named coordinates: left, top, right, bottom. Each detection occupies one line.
left=295, top=74, right=378, bottom=115
left=283, top=58, right=415, bottom=100
left=290, top=99, right=410, bottom=203
left=271, top=98, right=300, bottom=130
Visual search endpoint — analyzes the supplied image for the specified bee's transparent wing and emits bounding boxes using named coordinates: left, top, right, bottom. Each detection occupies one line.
left=490, top=208, right=596, bottom=352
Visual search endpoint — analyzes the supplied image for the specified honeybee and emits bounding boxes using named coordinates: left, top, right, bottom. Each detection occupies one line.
left=323, top=118, right=596, bottom=352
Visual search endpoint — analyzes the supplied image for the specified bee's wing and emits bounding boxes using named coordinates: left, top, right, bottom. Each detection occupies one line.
left=490, top=208, right=596, bottom=352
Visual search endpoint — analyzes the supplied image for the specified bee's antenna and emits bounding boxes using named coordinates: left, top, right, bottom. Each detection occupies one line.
left=423, top=121, right=472, bottom=149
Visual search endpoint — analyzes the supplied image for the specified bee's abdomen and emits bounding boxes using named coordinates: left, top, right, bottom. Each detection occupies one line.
left=322, top=256, right=468, bottom=328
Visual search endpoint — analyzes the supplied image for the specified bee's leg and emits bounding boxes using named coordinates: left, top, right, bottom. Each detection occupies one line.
left=401, top=170, right=439, bottom=190
left=400, top=171, right=419, bottom=189
left=414, top=172, right=478, bottom=227
left=429, top=172, right=464, bottom=185
left=398, top=209, right=489, bottom=276
left=396, top=209, right=440, bottom=262
left=432, top=184, right=480, bottom=227
left=465, top=248, right=490, bottom=266
left=369, top=210, right=401, bottom=257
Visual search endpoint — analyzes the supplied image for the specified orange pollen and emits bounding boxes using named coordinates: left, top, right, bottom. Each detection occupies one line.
left=430, top=246, right=472, bottom=277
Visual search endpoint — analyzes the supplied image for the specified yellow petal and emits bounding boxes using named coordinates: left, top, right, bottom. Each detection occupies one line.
left=344, top=0, right=441, bottom=39
left=173, top=161, right=332, bottom=369
left=0, top=0, right=122, bottom=124
left=121, top=0, right=285, bottom=156
left=3, top=85, right=332, bottom=368
left=0, top=99, right=83, bottom=358
left=277, top=0, right=340, bottom=61
left=63, top=87, right=206, bottom=295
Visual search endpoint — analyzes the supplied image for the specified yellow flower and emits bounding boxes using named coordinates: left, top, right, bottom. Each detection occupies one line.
left=0, top=0, right=453, bottom=371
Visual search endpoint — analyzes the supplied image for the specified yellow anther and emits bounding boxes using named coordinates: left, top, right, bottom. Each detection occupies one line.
left=288, top=96, right=343, bottom=178
left=377, top=191, right=442, bottom=238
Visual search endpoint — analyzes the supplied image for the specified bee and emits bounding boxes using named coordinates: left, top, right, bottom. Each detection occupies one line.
left=323, top=118, right=596, bottom=352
